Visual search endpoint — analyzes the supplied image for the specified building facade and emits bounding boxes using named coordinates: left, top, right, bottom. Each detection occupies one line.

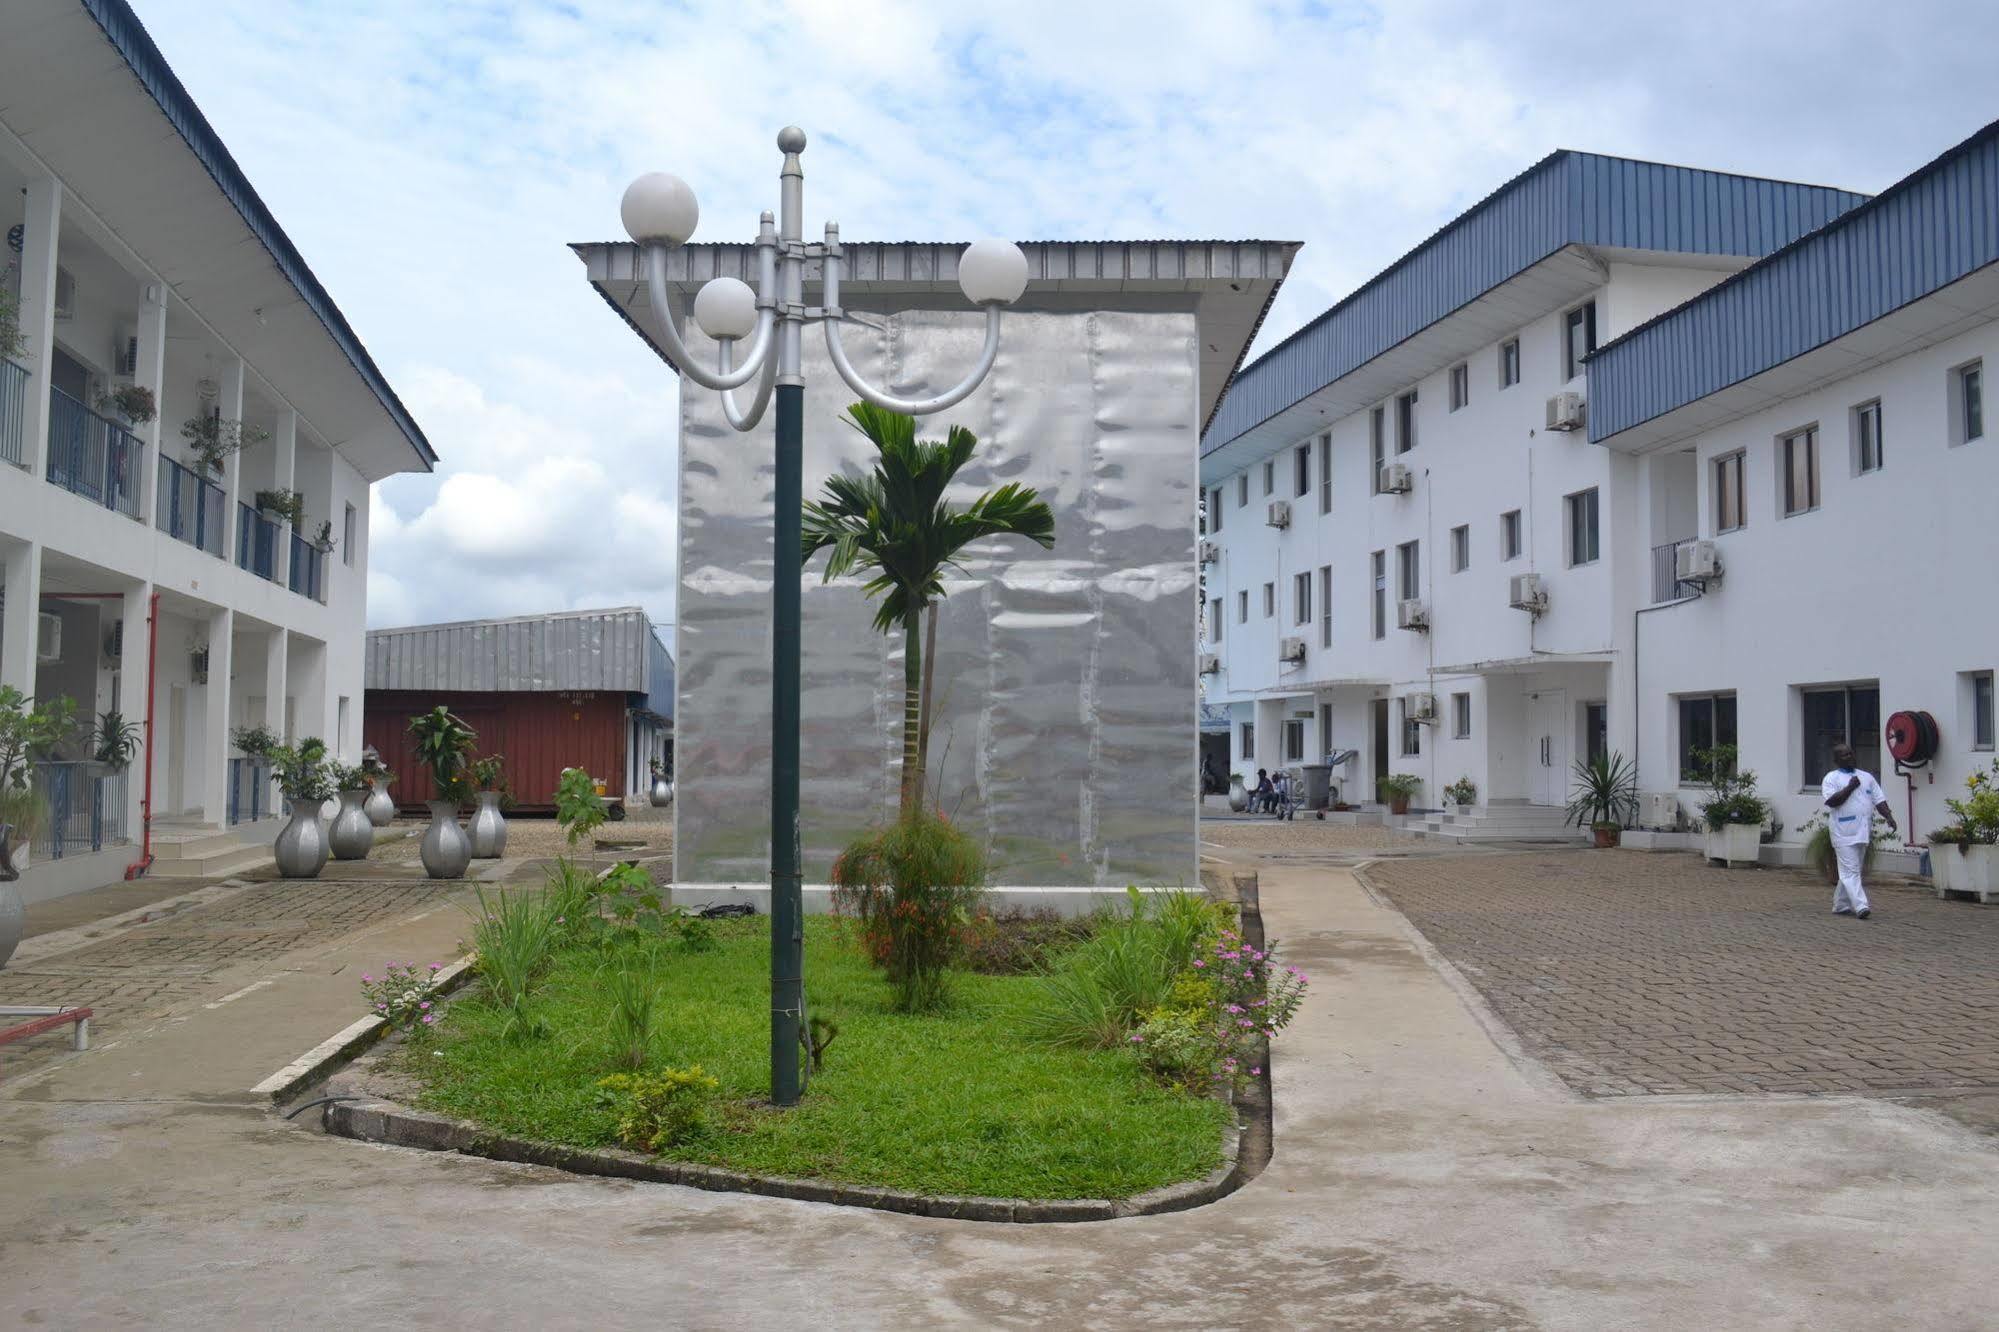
left=1, top=1, right=433, bottom=898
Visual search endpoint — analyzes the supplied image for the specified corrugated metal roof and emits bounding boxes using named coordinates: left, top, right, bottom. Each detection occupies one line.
left=1588, top=120, right=1999, bottom=442
left=1202, top=151, right=1869, bottom=454
left=366, top=607, right=673, bottom=706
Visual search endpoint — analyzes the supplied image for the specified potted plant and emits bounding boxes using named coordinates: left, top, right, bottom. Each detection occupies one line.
left=326, top=762, right=375, bottom=862
left=182, top=413, right=269, bottom=476
left=0, top=688, right=77, bottom=967
left=467, top=754, right=509, bottom=859
left=310, top=519, right=336, bottom=555
left=1565, top=751, right=1638, bottom=848
left=1227, top=771, right=1249, bottom=812
left=96, top=384, right=157, bottom=426
left=408, top=706, right=476, bottom=879
left=1927, top=758, right=1999, bottom=898
left=648, top=756, right=674, bottom=808
left=231, top=727, right=335, bottom=879
left=91, top=709, right=141, bottom=772
left=1442, top=775, right=1478, bottom=814
left=1379, top=772, right=1422, bottom=816
left=359, top=749, right=397, bottom=827
left=1693, top=745, right=1768, bottom=867
left=253, top=488, right=306, bottom=528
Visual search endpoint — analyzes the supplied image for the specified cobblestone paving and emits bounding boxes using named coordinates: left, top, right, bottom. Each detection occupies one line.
left=1363, top=850, right=1999, bottom=1098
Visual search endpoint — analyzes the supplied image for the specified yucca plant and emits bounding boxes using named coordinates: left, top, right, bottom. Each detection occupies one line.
left=802, top=402, right=1055, bottom=817
left=1566, top=750, right=1639, bottom=845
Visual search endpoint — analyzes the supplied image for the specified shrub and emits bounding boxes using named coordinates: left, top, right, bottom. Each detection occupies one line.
left=472, top=885, right=561, bottom=1034
left=1936, top=759, right=1999, bottom=846
left=1442, top=776, right=1478, bottom=807
left=1694, top=745, right=1769, bottom=830
left=1133, top=928, right=1309, bottom=1093
left=830, top=812, right=987, bottom=1012
left=1798, top=811, right=1900, bottom=884
left=603, top=963, right=656, bottom=1071
left=960, top=905, right=1093, bottom=974
left=595, top=1066, right=719, bottom=1152
left=1021, top=889, right=1230, bottom=1048
left=555, top=767, right=608, bottom=846
left=360, top=961, right=446, bottom=1031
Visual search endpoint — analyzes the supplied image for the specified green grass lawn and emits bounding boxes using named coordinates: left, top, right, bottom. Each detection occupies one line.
left=398, top=918, right=1230, bottom=1200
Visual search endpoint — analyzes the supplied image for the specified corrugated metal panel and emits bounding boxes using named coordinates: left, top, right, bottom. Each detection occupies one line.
left=1589, top=122, right=1999, bottom=441
left=1203, top=152, right=1868, bottom=452
left=363, top=690, right=629, bottom=810
left=365, top=607, right=670, bottom=694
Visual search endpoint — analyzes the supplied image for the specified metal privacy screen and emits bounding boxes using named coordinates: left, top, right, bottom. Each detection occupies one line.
left=675, top=303, right=1200, bottom=888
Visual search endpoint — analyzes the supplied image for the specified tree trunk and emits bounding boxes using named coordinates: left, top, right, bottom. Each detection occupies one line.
left=899, top=603, right=923, bottom=819
left=917, top=604, right=937, bottom=811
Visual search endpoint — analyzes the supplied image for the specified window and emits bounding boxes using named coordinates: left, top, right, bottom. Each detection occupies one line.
left=1262, top=582, right=1275, bottom=618
left=1293, top=571, right=1312, bottom=625
left=1370, top=550, right=1386, bottom=640
left=1781, top=427, right=1819, bottom=516
left=1317, top=433, right=1332, bottom=514
left=1500, top=509, right=1522, bottom=561
left=1210, top=487, right=1224, bottom=531
left=1449, top=362, right=1469, bottom=412
left=1452, top=691, right=1472, bottom=739
left=1283, top=719, right=1306, bottom=763
left=1714, top=451, right=1746, bottom=533
left=1369, top=406, right=1386, bottom=493
left=1450, top=524, right=1470, bottom=574
left=1399, top=699, right=1422, bottom=757
left=1295, top=443, right=1311, bottom=498
left=1240, top=722, right=1255, bottom=761
left=1263, top=460, right=1275, bottom=496
left=1566, top=487, right=1600, bottom=566
left=1853, top=401, right=1883, bottom=475
left=1396, top=540, right=1420, bottom=600
left=1237, top=474, right=1248, bottom=507
left=1677, top=694, right=1739, bottom=782
left=1318, top=565, right=1332, bottom=648
left=1972, top=671, right=1996, bottom=750
left=1499, top=338, right=1521, bottom=389
left=1210, top=598, right=1223, bottom=644
left=1953, top=360, right=1984, bottom=444
left=1395, top=390, right=1418, bottom=453
left=342, top=502, right=357, bottom=567
left=337, top=696, right=351, bottom=753
left=1320, top=703, right=1335, bottom=755
left=1563, top=301, right=1597, bottom=381
left=1585, top=702, right=1607, bottom=766
left=1237, top=590, right=1248, bottom=624
left=1801, top=683, right=1880, bottom=781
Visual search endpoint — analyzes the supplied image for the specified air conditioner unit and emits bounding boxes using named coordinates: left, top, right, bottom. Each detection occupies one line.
left=1546, top=390, right=1585, bottom=432
left=1197, top=652, right=1220, bottom=676
left=1508, top=572, right=1548, bottom=613
left=1675, top=539, right=1722, bottom=584
left=1639, top=792, right=1681, bottom=831
left=1197, top=540, right=1220, bottom=565
left=103, top=621, right=124, bottom=666
left=1266, top=500, right=1291, bottom=529
left=52, top=266, right=76, bottom=322
left=1378, top=463, right=1413, bottom=494
left=1406, top=691, right=1439, bottom=723
left=114, top=331, right=140, bottom=378
left=1397, top=598, right=1429, bottom=631
left=36, top=612, right=62, bottom=663
left=1277, top=636, right=1306, bottom=664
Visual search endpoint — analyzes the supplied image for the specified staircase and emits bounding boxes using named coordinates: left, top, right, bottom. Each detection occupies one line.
left=1403, top=802, right=1588, bottom=844
left=147, top=820, right=276, bottom=879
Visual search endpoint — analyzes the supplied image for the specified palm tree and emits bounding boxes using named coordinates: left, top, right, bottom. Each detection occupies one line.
left=802, top=402, right=1055, bottom=818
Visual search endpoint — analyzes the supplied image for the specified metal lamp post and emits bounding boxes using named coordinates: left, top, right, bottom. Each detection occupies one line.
left=621, top=126, right=1027, bottom=1106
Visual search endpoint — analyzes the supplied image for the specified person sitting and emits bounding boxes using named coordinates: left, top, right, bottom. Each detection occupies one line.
left=1252, top=768, right=1274, bottom=813
left=1271, top=770, right=1294, bottom=820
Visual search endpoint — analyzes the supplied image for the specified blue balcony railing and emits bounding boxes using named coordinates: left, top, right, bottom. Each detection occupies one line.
left=29, top=762, right=129, bottom=860
left=46, top=386, right=141, bottom=518
left=289, top=531, right=325, bottom=601
left=0, top=358, right=27, bottom=469
left=237, top=502, right=279, bottom=581
left=156, top=454, right=228, bottom=558
left=228, top=756, right=273, bottom=825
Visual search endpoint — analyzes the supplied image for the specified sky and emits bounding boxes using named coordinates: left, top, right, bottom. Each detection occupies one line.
left=130, top=0, right=1999, bottom=633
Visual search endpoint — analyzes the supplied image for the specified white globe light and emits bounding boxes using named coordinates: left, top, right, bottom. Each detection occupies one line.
left=621, top=172, right=699, bottom=246
left=693, top=277, right=758, bottom=341
left=958, top=238, right=1028, bottom=306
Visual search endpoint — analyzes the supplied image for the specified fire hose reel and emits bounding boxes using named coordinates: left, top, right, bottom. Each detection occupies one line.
left=1885, top=709, right=1938, bottom=766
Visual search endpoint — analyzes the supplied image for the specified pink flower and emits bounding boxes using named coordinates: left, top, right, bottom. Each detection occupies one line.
left=1129, top=1034, right=1143, bottom=1044
left=419, top=1001, right=432, bottom=1010
left=1250, top=1066, right=1262, bottom=1076
left=421, top=1014, right=436, bottom=1025
left=429, top=962, right=442, bottom=971
left=1191, top=959, right=1206, bottom=968
left=361, top=974, right=373, bottom=983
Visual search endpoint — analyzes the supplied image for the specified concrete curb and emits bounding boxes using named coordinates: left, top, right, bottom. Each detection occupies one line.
left=250, top=953, right=478, bottom=1104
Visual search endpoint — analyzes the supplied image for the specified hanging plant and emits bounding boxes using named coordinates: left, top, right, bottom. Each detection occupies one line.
left=310, top=518, right=336, bottom=554
left=96, top=384, right=157, bottom=425
left=182, top=413, right=270, bottom=475
left=254, top=488, right=306, bottom=527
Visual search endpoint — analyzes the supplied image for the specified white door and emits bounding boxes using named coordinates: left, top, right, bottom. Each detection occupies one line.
left=1529, top=689, right=1569, bottom=806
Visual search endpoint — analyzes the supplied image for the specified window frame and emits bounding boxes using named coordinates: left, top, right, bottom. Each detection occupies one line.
left=1713, top=450, right=1747, bottom=534
left=1283, top=718, right=1306, bottom=764
left=1450, top=524, right=1470, bottom=574
left=1396, top=540, right=1420, bottom=602
left=1953, top=359, right=1984, bottom=444
left=1499, top=338, right=1521, bottom=389
left=1240, top=722, right=1255, bottom=761
left=1395, top=390, right=1418, bottom=454
left=1210, top=597, right=1223, bottom=644
left=1852, top=400, right=1883, bottom=475
left=1262, top=582, right=1275, bottom=618
left=1262, top=459, right=1275, bottom=496
left=1237, top=590, right=1248, bottom=624
left=1294, top=443, right=1311, bottom=498
left=1370, top=550, right=1386, bottom=640
left=1972, top=670, right=1996, bottom=751
left=1318, top=565, right=1332, bottom=649
left=1399, top=699, right=1422, bottom=757
left=1563, top=301, right=1597, bottom=382
left=1780, top=425, right=1820, bottom=517
left=1293, top=570, right=1312, bottom=626
left=1448, top=362, right=1469, bottom=412
left=1369, top=406, right=1387, bottom=494
left=341, top=502, right=357, bottom=568
left=1317, top=433, right=1332, bottom=514
left=1500, top=508, right=1522, bottom=562
left=1801, top=683, right=1881, bottom=783
left=1565, top=487, right=1600, bottom=567
left=1210, top=487, right=1224, bottom=531
left=1676, top=693, right=1739, bottom=784
left=1452, top=691, right=1472, bottom=739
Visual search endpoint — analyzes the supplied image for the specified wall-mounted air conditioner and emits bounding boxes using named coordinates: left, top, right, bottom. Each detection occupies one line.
left=102, top=621, right=124, bottom=667
left=1266, top=500, right=1291, bottom=529
left=36, top=612, right=62, bottom=663
left=1675, top=539, right=1721, bottom=584
left=1378, top=463, right=1413, bottom=494
left=1508, top=572, right=1548, bottom=613
left=1546, top=391, right=1585, bottom=432
left=52, top=267, right=76, bottom=322
left=114, top=331, right=140, bottom=378
left=1406, top=691, right=1438, bottom=723
left=1197, top=540, right=1220, bottom=565
left=1277, top=636, right=1306, bottom=664
left=1397, top=599, right=1429, bottom=631
left=1197, top=652, right=1220, bottom=675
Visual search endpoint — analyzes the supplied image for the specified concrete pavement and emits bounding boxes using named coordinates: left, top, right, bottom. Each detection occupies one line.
left=3, top=854, right=1998, bottom=1328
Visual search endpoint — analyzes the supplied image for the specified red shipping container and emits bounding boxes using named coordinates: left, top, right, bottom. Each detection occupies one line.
left=364, top=689, right=630, bottom=814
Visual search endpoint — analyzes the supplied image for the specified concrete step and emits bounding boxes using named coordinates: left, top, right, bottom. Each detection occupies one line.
left=150, top=844, right=274, bottom=879
left=149, top=825, right=253, bottom=861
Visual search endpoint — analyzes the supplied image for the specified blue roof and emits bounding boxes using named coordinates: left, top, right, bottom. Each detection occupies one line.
left=1203, top=152, right=1868, bottom=454
left=82, top=0, right=435, bottom=468
left=1588, top=120, right=1999, bottom=442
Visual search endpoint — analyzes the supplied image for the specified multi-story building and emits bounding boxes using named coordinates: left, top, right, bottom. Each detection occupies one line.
left=1200, top=147, right=1870, bottom=828
left=1, top=1, right=433, bottom=899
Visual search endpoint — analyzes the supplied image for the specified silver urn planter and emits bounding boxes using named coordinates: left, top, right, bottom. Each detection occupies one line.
left=329, top=790, right=375, bottom=861
left=363, top=780, right=396, bottom=828
left=420, top=800, right=472, bottom=879
left=0, top=829, right=22, bottom=971
left=649, top=776, right=674, bottom=808
left=468, top=791, right=508, bottom=859
left=273, top=803, right=330, bottom=879
left=1228, top=775, right=1249, bottom=813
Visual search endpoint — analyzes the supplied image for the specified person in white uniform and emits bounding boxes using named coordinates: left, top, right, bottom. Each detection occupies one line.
left=1821, top=741, right=1898, bottom=920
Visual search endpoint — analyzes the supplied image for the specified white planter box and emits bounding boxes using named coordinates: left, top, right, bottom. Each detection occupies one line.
left=1706, top=822, right=1761, bottom=867
left=1932, top=843, right=1999, bottom=902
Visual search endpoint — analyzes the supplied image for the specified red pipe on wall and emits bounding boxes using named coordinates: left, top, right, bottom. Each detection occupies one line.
left=122, top=591, right=158, bottom=880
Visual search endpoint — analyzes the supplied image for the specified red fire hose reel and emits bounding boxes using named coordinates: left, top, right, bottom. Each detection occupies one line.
left=1885, top=710, right=1939, bottom=766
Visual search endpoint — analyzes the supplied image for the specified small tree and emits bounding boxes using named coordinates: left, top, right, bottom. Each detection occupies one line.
left=0, top=687, right=78, bottom=861
left=407, top=706, right=477, bottom=807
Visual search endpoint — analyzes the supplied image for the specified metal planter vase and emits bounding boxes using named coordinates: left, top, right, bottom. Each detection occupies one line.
left=363, top=781, right=396, bottom=828
left=274, top=804, right=330, bottom=879
left=0, top=831, right=22, bottom=970
left=329, top=790, right=375, bottom=861
left=650, top=777, right=674, bottom=808
left=468, top=791, right=508, bottom=859
left=421, top=800, right=472, bottom=879
left=1228, top=776, right=1248, bottom=813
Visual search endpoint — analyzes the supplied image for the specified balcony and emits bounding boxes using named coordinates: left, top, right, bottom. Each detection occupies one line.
left=1651, top=539, right=1698, bottom=604
left=288, top=531, right=325, bottom=602
left=156, top=454, right=228, bottom=558
left=1, top=358, right=26, bottom=469
left=236, top=502, right=279, bottom=581
left=29, top=761, right=129, bottom=860
left=45, top=387, right=141, bottom=518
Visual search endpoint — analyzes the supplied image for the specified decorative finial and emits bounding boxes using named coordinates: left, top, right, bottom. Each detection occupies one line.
left=777, top=126, right=807, bottom=154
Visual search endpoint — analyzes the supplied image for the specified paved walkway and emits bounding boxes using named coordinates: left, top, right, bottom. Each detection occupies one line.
left=3, top=850, right=1998, bottom=1327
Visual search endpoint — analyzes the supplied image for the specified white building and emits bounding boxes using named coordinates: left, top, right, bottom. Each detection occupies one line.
left=0, top=1, right=434, bottom=899
left=1200, top=144, right=1901, bottom=836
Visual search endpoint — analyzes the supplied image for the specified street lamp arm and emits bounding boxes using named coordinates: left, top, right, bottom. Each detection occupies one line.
left=719, top=336, right=777, bottom=430
left=643, top=243, right=774, bottom=391
left=821, top=243, right=1002, bottom=414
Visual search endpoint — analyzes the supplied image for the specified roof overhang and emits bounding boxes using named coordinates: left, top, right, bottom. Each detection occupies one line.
left=571, top=239, right=1299, bottom=432
left=0, top=1, right=433, bottom=481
